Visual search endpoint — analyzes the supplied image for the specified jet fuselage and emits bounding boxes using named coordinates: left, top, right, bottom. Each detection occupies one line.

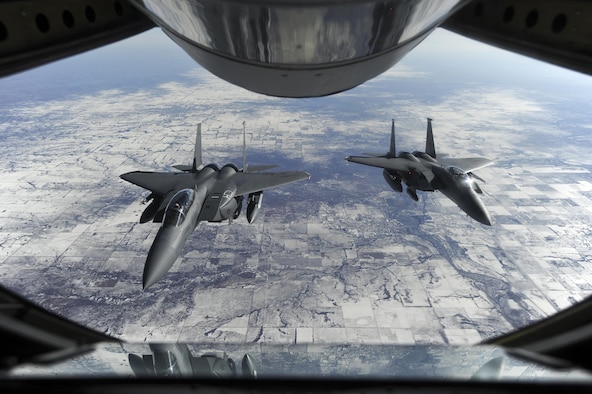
left=143, top=187, right=204, bottom=289
left=382, top=157, right=490, bottom=225
left=142, top=165, right=249, bottom=289
left=430, top=165, right=491, bottom=225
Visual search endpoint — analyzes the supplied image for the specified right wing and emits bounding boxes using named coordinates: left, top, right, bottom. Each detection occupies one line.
left=246, top=164, right=279, bottom=172
left=233, top=171, right=310, bottom=196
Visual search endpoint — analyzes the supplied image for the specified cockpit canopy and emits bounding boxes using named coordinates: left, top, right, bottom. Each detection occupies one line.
left=447, top=166, right=467, bottom=177
left=163, top=189, right=195, bottom=228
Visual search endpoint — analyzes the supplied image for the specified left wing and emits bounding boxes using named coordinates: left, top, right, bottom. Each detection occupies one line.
left=345, top=156, right=426, bottom=173
left=438, top=157, right=494, bottom=173
left=346, top=155, right=435, bottom=182
left=233, top=171, right=310, bottom=196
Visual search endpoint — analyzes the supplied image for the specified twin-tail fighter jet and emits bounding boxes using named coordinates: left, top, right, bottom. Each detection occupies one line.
left=345, top=118, right=494, bottom=225
left=121, top=123, right=310, bottom=289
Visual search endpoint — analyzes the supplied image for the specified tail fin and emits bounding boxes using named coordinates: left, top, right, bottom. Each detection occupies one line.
left=425, top=118, right=436, bottom=158
left=388, top=119, right=396, bottom=158
left=242, top=121, right=248, bottom=173
left=172, top=123, right=203, bottom=172
left=193, top=123, right=203, bottom=171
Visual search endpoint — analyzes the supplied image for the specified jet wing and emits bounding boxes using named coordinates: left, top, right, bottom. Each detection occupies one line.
left=346, top=156, right=423, bottom=172
left=346, top=156, right=435, bottom=182
left=438, top=158, right=494, bottom=173
left=233, top=171, right=310, bottom=196
left=247, top=164, right=279, bottom=172
left=120, top=171, right=197, bottom=196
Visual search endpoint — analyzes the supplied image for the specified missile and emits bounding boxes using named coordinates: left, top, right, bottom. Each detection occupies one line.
left=246, top=191, right=263, bottom=223
left=406, top=187, right=419, bottom=201
left=140, top=196, right=162, bottom=223
left=382, top=169, right=403, bottom=193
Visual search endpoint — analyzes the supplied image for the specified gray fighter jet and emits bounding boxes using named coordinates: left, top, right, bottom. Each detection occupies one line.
left=121, top=123, right=310, bottom=289
left=345, top=118, right=494, bottom=225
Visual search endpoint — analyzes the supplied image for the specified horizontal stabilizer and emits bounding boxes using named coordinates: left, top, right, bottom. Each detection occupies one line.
left=172, top=164, right=193, bottom=172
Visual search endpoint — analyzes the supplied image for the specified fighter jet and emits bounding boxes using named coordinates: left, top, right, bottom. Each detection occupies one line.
left=121, top=123, right=310, bottom=289
left=345, top=118, right=494, bottom=225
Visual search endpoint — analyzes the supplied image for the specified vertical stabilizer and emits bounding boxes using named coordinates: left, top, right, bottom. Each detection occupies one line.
left=193, top=123, right=203, bottom=171
left=242, top=121, right=248, bottom=173
left=425, top=118, right=436, bottom=158
left=388, top=119, right=396, bottom=158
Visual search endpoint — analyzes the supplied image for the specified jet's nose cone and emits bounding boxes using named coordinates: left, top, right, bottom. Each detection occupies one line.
left=143, top=242, right=179, bottom=289
left=462, top=195, right=492, bottom=226
left=435, top=167, right=492, bottom=225
left=142, top=272, right=158, bottom=290
left=474, top=210, right=492, bottom=226
left=143, top=267, right=161, bottom=290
